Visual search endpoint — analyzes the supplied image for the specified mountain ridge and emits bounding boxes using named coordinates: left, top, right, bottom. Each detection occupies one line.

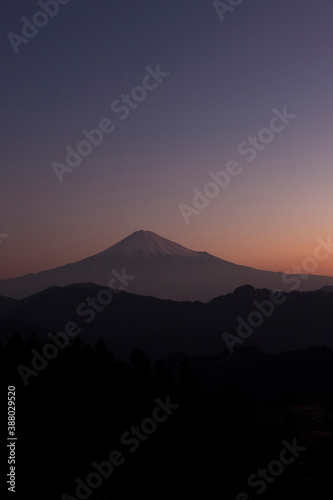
left=2, top=283, right=333, bottom=361
left=1, top=230, right=333, bottom=301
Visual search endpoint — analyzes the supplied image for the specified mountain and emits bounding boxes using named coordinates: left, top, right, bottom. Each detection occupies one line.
left=1, top=230, right=333, bottom=301
left=0, top=295, right=17, bottom=315
left=2, top=284, right=333, bottom=360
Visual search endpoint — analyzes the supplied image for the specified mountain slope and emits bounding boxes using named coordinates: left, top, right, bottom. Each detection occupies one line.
left=1, top=230, right=333, bottom=301
left=2, top=284, right=333, bottom=360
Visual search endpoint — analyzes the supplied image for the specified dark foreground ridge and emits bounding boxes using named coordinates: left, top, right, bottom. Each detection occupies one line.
left=1, top=284, right=333, bottom=359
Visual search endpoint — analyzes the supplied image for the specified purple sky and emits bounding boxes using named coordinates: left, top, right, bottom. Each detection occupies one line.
left=1, top=0, right=333, bottom=279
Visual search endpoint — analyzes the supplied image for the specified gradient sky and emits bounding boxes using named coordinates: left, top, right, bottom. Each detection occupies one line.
left=1, top=0, right=333, bottom=280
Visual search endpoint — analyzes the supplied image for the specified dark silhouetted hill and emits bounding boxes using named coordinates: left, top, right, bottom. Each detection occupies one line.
left=2, top=284, right=333, bottom=360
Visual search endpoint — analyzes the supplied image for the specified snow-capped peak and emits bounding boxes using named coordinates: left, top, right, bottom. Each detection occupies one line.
left=106, top=230, right=201, bottom=258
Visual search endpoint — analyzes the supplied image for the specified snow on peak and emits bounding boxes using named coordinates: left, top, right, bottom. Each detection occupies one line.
left=108, top=230, right=201, bottom=258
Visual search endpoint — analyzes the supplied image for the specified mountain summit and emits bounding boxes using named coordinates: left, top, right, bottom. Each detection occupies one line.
left=100, top=230, right=202, bottom=258
left=1, top=230, right=333, bottom=301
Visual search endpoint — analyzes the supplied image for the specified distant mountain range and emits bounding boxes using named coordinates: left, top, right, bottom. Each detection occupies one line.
left=1, top=283, right=333, bottom=360
left=1, top=230, right=333, bottom=301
